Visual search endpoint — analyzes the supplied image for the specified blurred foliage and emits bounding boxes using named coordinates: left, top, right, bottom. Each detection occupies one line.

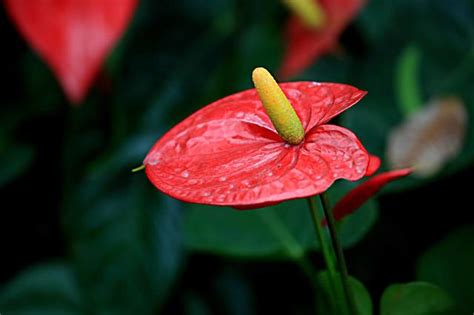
left=343, top=0, right=474, bottom=191
left=316, top=271, right=373, bottom=315
left=0, top=263, right=84, bottom=315
left=416, top=225, right=474, bottom=313
left=1, top=0, right=474, bottom=314
left=380, top=282, right=458, bottom=315
left=185, top=183, right=378, bottom=258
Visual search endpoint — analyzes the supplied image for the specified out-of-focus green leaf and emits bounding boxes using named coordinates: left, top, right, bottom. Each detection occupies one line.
left=0, top=143, right=34, bottom=187
left=193, top=20, right=283, bottom=110
left=396, top=45, right=423, bottom=117
left=64, top=174, right=184, bottom=315
left=117, top=0, right=235, bottom=134
left=224, top=22, right=283, bottom=90
left=184, top=182, right=378, bottom=258
left=380, top=282, right=457, bottom=315
left=358, top=0, right=414, bottom=45
left=316, top=270, right=373, bottom=315
left=185, top=200, right=309, bottom=259
left=0, top=262, right=83, bottom=315
left=61, top=126, right=185, bottom=315
left=416, top=225, right=474, bottom=312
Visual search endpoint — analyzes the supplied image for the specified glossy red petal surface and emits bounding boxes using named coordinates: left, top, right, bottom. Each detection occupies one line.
left=331, top=168, right=412, bottom=222
left=144, top=83, right=369, bottom=207
left=280, top=0, right=366, bottom=79
left=302, top=83, right=367, bottom=128
left=4, top=0, right=138, bottom=104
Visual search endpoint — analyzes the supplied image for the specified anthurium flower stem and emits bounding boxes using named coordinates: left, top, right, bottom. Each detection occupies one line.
left=131, top=165, right=145, bottom=173
left=307, top=196, right=342, bottom=315
left=320, top=193, right=358, bottom=315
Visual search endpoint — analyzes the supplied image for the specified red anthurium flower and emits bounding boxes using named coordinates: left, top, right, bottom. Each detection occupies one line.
left=144, top=67, right=370, bottom=209
left=330, top=167, right=412, bottom=222
left=4, top=0, right=138, bottom=104
left=280, top=0, right=366, bottom=79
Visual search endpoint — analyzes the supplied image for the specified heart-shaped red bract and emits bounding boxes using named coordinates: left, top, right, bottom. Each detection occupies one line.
left=4, top=0, right=138, bottom=104
left=144, top=82, right=370, bottom=208
left=331, top=168, right=412, bottom=222
left=279, top=0, right=365, bottom=79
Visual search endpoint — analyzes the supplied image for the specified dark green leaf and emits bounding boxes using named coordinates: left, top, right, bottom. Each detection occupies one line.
left=0, top=262, right=83, bottom=315
left=184, top=183, right=378, bottom=258
left=61, top=126, right=185, bottom=315
left=64, top=176, right=184, bottom=315
left=380, top=282, right=457, bottom=315
left=316, top=271, right=373, bottom=315
left=416, top=225, right=474, bottom=311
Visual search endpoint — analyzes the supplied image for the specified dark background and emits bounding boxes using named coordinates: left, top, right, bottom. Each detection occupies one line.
left=1, top=0, right=473, bottom=314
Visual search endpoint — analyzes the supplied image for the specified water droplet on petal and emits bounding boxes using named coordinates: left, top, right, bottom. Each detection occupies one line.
left=242, top=180, right=251, bottom=187
left=181, top=170, right=190, bottom=178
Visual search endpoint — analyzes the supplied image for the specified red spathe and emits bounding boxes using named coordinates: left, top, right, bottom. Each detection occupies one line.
left=280, top=0, right=365, bottom=79
left=331, top=168, right=413, bottom=222
left=5, top=0, right=138, bottom=104
left=145, top=82, right=369, bottom=208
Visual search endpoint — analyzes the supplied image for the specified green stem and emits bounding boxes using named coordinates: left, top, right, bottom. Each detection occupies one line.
left=320, top=193, right=358, bottom=315
left=131, top=165, right=146, bottom=173
left=307, top=197, right=341, bottom=314
left=307, top=197, right=338, bottom=274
